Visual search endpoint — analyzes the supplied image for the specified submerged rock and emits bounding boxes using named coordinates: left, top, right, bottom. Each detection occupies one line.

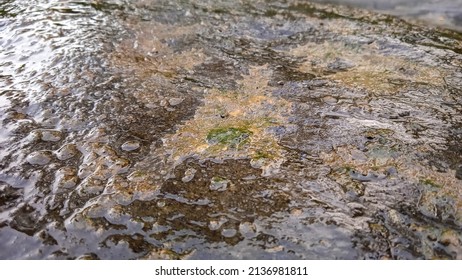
left=1, top=0, right=461, bottom=260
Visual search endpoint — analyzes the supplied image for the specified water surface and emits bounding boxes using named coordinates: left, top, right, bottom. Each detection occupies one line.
left=1, top=0, right=461, bottom=259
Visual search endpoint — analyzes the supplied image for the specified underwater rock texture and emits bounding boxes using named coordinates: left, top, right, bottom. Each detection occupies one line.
left=0, top=0, right=461, bottom=259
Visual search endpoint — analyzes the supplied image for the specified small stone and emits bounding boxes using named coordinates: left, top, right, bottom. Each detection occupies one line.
left=141, top=216, right=155, bottom=223
left=121, top=141, right=140, bottom=152
left=181, top=168, right=197, bottom=183
left=322, top=96, right=337, bottom=104
left=209, top=217, right=228, bottom=231
left=168, top=97, right=184, bottom=106
left=209, top=177, right=229, bottom=191
left=26, top=151, right=52, bottom=165
left=266, top=245, right=284, bottom=253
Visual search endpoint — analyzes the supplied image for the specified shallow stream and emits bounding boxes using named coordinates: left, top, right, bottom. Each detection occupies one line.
left=1, top=0, right=461, bottom=259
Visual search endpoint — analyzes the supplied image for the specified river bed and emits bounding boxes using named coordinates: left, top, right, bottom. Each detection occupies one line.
left=0, top=0, right=461, bottom=259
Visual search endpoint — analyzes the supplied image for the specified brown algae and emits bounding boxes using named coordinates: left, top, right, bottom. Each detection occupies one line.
left=162, top=66, right=292, bottom=171
left=290, top=41, right=446, bottom=93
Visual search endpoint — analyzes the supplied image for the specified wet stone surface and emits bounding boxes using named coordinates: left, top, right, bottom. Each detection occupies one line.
left=0, top=0, right=461, bottom=259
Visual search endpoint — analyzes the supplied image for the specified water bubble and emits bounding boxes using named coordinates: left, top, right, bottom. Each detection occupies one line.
left=121, top=141, right=140, bottom=152
left=221, top=228, right=237, bottom=238
left=26, top=151, right=53, bottom=165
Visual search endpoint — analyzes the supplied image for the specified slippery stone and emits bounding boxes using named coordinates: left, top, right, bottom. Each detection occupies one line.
left=1, top=0, right=461, bottom=260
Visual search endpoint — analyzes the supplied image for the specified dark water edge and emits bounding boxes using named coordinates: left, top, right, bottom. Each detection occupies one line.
left=0, top=0, right=461, bottom=259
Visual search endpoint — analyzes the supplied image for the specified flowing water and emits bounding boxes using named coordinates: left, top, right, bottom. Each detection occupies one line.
left=0, top=0, right=461, bottom=259
left=313, top=0, right=462, bottom=31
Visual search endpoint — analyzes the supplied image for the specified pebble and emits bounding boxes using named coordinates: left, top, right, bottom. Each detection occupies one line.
left=181, top=168, right=197, bottom=183
left=168, top=97, right=184, bottom=106
left=26, top=151, right=52, bottom=165
left=266, top=245, right=284, bottom=253
left=209, top=177, right=229, bottom=191
left=209, top=217, right=228, bottom=231
left=322, top=96, right=337, bottom=104
left=121, top=141, right=140, bottom=152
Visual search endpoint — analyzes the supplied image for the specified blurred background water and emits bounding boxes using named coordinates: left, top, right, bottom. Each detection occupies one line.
left=312, top=0, right=462, bottom=31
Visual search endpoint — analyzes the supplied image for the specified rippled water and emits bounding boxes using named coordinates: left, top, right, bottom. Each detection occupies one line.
left=313, top=0, right=462, bottom=31
left=1, top=0, right=461, bottom=259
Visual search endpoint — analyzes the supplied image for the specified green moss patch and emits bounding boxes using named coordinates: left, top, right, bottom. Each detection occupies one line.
left=206, top=127, right=252, bottom=148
